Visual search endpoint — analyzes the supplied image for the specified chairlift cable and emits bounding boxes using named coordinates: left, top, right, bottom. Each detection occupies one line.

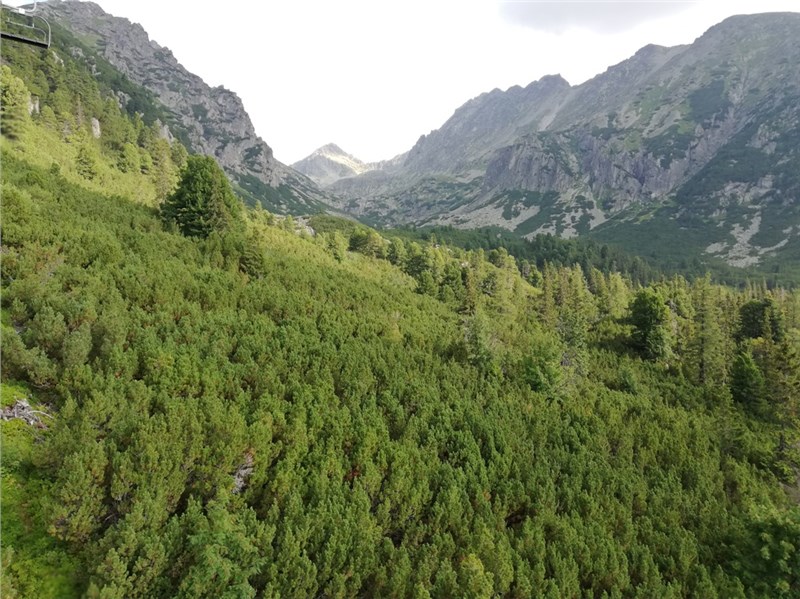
left=1, top=2, right=51, bottom=49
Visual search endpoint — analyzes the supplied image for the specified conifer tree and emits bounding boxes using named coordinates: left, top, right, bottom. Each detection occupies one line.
left=730, top=347, right=766, bottom=412
left=690, top=277, right=728, bottom=386
left=161, top=155, right=242, bottom=238
left=387, top=238, right=407, bottom=267
left=76, top=141, right=99, bottom=180
left=629, top=288, right=673, bottom=360
left=0, top=65, right=30, bottom=140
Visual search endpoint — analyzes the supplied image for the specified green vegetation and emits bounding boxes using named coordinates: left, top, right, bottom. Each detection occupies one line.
left=689, top=79, right=732, bottom=124
left=234, top=173, right=324, bottom=215
left=0, top=35, right=187, bottom=207
left=0, top=11, right=188, bottom=145
left=161, top=155, right=242, bottom=238
left=391, top=224, right=672, bottom=285
left=631, top=84, right=668, bottom=122
left=588, top=208, right=800, bottom=288
left=3, top=138, right=800, bottom=597
left=629, top=288, right=673, bottom=360
left=493, top=190, right=559, bottom=222
left=644, top=124, right=694, bottom=168
left=676, top=123, right=774, bottom=206
left=2, top=20, right=800, bottom=599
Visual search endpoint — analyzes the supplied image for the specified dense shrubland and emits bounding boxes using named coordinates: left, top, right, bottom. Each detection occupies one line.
left=2, top=26, right=800, bottom=599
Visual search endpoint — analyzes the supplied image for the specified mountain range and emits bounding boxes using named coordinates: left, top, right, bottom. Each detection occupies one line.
left=311, top=13, right=800, bottom=271
left=42, top=1, right=800, bottom=273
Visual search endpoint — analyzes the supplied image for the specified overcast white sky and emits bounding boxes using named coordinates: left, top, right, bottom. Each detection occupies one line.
left=23, top=0, right=800, bottom=163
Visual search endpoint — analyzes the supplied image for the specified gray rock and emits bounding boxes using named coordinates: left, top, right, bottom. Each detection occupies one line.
left=325, top=12, right=800, bottom=265
left=42, top=0, right=332, bottom=214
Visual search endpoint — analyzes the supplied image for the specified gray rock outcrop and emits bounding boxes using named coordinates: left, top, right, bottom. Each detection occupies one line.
left=42, top=0, right=331, bottom=214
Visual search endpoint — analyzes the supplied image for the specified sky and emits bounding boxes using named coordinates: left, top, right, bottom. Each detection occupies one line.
left=17, top=0, right=800, bottom=163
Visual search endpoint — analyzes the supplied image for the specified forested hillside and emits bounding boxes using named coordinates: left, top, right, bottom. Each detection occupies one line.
left=385, top=224, right=795, bottom=288
left=2, top=16, right=800, bottom=599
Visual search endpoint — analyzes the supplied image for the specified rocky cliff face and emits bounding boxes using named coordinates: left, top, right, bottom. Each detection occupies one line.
left=329, top=13, right=800, bottom=267
left=404, top=74, right=571, bottom=175
left=41, top=0, right=329, bottom=214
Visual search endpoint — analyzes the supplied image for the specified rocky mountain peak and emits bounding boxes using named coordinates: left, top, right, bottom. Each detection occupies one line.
left=315, top=143, right=349, bottom=157
left=633, top=43, right=668, bottom=58
left=292, top=143, right=371, bottom=187
left=527, top=74, right=571, bottom=91
left=401, top=72, right=573, bottom=175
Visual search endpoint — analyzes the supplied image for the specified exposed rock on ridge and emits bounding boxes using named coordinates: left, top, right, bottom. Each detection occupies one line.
left=404, top=74, right=571, bottom=175
left=292, top=144, right=371, bottom=187
left=328, top=13, right=800, bottom=267
left=41, top=0, right=330, bottom=213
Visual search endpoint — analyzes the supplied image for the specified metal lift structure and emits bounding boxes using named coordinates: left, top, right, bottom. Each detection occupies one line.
left=1, top=2, right=51, bottom=49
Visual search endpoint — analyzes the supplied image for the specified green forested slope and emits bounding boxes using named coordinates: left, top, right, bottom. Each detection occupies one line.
left=384, top=224, right=799, bottom=288
left=2, top=28, right=800, bottom=599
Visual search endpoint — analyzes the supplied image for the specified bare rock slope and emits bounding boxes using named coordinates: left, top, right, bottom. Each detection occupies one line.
left=42, top=0, right=330, bottom=214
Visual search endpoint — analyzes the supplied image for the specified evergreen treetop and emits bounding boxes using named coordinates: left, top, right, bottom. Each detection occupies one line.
left=160, top=155, right=242, bottom=238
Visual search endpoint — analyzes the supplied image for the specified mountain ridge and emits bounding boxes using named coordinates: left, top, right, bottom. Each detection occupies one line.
left=29, top=4, right=800, bottom=272
left=325, top=12, right=800, bottom=272
left=39, top=0, right=333, bottom=214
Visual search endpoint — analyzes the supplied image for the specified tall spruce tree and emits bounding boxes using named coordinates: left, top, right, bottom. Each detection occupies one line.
left=161, top=155, right=241, bottom=238
left=690, top=276, right=728, bottom=386
left=629, top=288, right=673, bottom=360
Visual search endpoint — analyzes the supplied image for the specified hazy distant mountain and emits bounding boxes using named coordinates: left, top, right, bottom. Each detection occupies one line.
left=292, top=143, right=411, bottom=189
left=291, top=144, right=372, bottom=187
left=41, top=0, right=332, bottom=214
left=330, top=13, right=800, bottom=269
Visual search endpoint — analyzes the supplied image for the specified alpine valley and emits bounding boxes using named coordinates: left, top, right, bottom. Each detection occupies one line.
left=37, top=2, right=800, bottom=277
left=2, top=2, right=800, bottom=598
left=299, top=14, right=800, bottom=277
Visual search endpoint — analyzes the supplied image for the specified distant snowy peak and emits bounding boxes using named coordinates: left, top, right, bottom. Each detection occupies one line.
left=292, top=143, right=372, bottom=187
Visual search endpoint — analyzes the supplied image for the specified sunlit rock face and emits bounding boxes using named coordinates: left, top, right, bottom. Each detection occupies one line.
left=42, top=0, right=333, bottom=214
